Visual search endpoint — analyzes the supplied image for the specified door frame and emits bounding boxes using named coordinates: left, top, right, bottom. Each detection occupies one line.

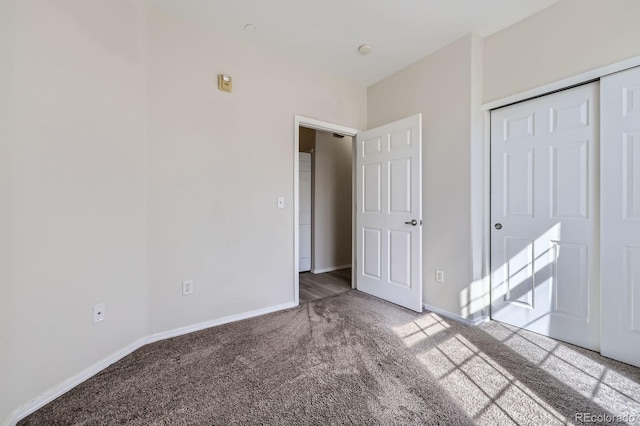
left=293, top=115, right=360, bottom=305
left=480, top=55, right=640, bottom=320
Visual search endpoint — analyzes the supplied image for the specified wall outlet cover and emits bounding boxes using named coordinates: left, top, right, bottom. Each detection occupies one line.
left=93, top=303, right=106, bottom=323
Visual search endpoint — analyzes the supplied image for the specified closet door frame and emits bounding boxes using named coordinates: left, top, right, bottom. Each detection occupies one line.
left=477, top=56, right=640, bottom=363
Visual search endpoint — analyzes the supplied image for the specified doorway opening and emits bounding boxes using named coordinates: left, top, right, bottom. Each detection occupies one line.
left=293, top=116, right=359, bottom=305
left=294, top=114, right=423, bottom=312
left=298, top=126, right=354, bottom=303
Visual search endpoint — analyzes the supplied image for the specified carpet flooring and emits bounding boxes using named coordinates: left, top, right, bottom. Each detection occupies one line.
left=20, top=291, right=640, bottom=425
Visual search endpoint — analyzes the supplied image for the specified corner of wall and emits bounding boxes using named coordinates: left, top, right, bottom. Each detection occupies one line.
left=0, top=1, right=14, bottom=424
left=469, top=33, right=490, bottom=320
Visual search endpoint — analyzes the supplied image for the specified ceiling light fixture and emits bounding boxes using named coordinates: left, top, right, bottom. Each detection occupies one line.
left=357, top=44, right=373, bottom=55
left=244, top=24, right=256, bottom=32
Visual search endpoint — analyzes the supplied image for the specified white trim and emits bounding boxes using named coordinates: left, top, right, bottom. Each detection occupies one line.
left=423, top=304, right=489, bottom=327
left=469, top=34, right=489, bottom=320
left=482, top=110, right=492, bottom=318
left=295, top=116, right=358, bottom=137
left=351, top=137, right=357, bottom=290
left=310, top=264, right=352, bottom=274
left=294, top=118, right=300, bottom=305
left=145, top=301, right=296, bottom=344
left=481, top=56, right=640, bottom=325
left=481, top=55, right=640, bottom=111
left=9, top=301, right=297, bottom=425
left=293, top=115, right=360, bottom=304
left=8, top=337, right=147, bottom=425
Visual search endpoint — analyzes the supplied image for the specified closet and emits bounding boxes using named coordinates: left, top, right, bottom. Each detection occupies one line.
left=600, top=66, right=640, bottom=367
left=490, top=66, right=640, bottom=367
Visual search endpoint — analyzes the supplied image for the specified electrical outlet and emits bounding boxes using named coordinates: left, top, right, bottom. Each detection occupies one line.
left=435, top=270, right=445, bottom=284
left=182, top=280, right=193, bottom=296
left=93, top=303, right=105, bottom=323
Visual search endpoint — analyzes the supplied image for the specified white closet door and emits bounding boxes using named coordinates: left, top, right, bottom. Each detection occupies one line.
left=299, top=152, right=312, bottom=272
left=490, top=83, right=600, bottom=351
left=601, top=66, right=640, bottom=367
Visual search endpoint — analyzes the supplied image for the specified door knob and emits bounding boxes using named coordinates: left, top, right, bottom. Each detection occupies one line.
left=405, top=219, right=418, bottom=226
left=495, top=223, right=503, bottom=230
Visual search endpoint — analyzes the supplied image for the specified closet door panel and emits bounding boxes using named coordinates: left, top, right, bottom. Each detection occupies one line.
left=601, top=66, right=640, bottom=368
left=491, top=83, right=600, bottom=350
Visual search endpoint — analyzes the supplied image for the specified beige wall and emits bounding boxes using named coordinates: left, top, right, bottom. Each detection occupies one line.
left=8, top=0, right=640, bottom=422
left=484, top=0, right=640, bottom=103
left=299, top=127, right=316, bottom=153
left=312, top=132, right=352, bottom=272
left=368, top=0, right=640, bottom=321
left=146, top=7, right=365, bottom=334
left=0, top=0, right=13, bottom=422
left=2, top=1, right=366, bottom=423
left=368, top=35, right=480, bottom=318
left=5, top=0, right=150, bottom=421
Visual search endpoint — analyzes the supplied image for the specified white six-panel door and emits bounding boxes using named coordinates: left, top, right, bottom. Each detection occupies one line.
left=356, top=114, right=422, bottom=312
left=299, top=152, right=312, bottom=272
left=490, top=83, right=600, bottom=350
left=601, top=66, right=640, bottom=367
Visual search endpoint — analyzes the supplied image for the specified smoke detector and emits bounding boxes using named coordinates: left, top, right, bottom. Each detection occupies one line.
left=357, top=44, right=373, bottom=56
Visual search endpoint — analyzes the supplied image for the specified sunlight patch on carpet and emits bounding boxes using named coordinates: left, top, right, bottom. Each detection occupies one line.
left=395, top=314, right=591, bottom=425
left=481, top=321, right=640, bottom=418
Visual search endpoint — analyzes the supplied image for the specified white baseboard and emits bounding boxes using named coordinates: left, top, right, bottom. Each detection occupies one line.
left=7, top=337, right=147, bottom=426
left=8, top=301, right=298, bottom=426
left=422, top=304, right=489, bottom=327
left=311, top=264, right=351, bottom=274
left=145, top=301, right=297, bottom=344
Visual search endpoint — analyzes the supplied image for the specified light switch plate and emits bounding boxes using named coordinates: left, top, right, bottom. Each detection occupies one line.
left=277, top=196, right=285, bottom=209
left=182, top=280, right=193, bottom=296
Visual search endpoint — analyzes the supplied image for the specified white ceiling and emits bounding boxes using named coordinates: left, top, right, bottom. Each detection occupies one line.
left=148, top=0, right=560, bottom=86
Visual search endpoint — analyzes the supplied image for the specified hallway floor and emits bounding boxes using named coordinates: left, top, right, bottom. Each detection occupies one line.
left=299, top=268, right=351, bottom=303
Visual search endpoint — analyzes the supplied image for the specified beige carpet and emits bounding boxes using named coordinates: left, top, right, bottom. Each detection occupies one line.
left=20, top=291, right=640, bottom=425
